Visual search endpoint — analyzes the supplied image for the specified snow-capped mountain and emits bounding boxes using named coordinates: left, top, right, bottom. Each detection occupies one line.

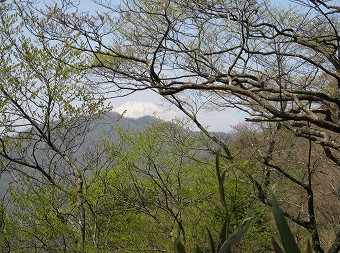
left=113, top=101, right=167, bottom=119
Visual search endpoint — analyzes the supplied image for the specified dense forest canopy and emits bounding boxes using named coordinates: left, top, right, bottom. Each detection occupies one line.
left=0, top=0, right=339, bottom=252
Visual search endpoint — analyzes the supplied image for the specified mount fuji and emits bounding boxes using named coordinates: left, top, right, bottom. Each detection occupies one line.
left=112, top=101, right=174, bottom=119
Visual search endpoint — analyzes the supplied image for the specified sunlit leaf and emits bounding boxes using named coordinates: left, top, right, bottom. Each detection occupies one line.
left=271, top=193, right=301, bottom=253
left=219, top=217, right=253, bottom=253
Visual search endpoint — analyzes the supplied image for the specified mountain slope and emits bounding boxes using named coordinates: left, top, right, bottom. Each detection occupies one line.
left=0, top=112, right=158, bottom=196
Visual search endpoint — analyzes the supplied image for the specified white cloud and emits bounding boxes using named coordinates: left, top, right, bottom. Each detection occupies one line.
left=112, top=101, right=245, bottom=132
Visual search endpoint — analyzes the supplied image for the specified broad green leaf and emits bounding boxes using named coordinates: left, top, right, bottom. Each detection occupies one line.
left=227, top=217, right=253, bottom=247
left=271, top=193, right=301, bottom=253
left=306, top=240, right=313, bottom=253
left=174, top=238, right=186, bottom=253
left=206, top=226, right=216, bottom=253
left=272, top=238, right=285, bottom=253
left=218, top=217, right=253, bottom=253
left=218, top=215, right=228, bottom=249
left=176, top=242, right=186, bottom=253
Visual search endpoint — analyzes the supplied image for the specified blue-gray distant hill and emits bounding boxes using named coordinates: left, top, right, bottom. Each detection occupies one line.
left=86, top=112, right=157, bottom=140
left=0, top=111, right=233, bottom=196
left=0, top=112, right=158, bottom=196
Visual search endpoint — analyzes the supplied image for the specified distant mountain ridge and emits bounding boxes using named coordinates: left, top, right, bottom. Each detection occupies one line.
left=0, top=110, right=234, bottom=196
left=0, top=112, right=159, bottom=195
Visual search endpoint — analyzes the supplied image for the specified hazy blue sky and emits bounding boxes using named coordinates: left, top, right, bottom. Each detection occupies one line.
left=73, top=0, right=310, bottom=131
left=75, top=0, right=251, bottom=131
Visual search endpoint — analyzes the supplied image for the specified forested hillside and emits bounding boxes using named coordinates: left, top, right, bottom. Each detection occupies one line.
left=0, top=0, right=339, bottom=252
left=0, top=112, right=156, bottom=195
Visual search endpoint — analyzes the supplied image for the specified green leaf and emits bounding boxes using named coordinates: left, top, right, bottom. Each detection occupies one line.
left=271, top=193, right=301, bottom=253
left=206, top=226, right=216, bottom=253
left=228, top=217, right=253, bottom=247
left=226, top=244, right=232, bottom=253
left=306, top=240, right=313, bottom=253
left=176, top=242, right=186, bottom=253
left=195, top=246, right=205, bottom=253
left=218, top=217, right=253, bottom=253
left=218, top=215, right=228, bottom=249
left=272, top=238, right=285, bottom=253
left=174, top=238, right=186, bottom=253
